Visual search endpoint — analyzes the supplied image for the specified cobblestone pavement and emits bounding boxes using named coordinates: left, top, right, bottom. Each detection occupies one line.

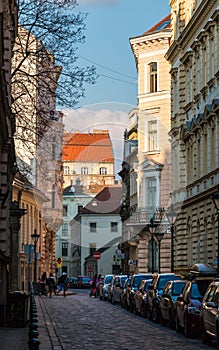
left=36, top=289, right=217, bottom=350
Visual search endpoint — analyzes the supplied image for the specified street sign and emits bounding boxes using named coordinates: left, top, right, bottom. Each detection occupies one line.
left=93, top=251, right=101, bottom=260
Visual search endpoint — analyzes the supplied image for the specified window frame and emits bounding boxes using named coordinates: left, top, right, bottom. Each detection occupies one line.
left=62, top=242, right=68, bottom=256
left=89, top=222, right=97, bottom=233
left=111, top=222, right=118, bottom=232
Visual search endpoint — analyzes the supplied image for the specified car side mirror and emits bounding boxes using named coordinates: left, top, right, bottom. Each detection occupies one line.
left=176, top=295, right=184, bottom=302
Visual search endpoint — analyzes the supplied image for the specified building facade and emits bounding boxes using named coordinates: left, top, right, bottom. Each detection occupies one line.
left=0, top=0, right=18, bottom=325
left=11, top=27, right=64, bottom=283
left=57, top=130, right=116, bottom=277
left=70, top=185, right=122, bottom=277
left=119, top=15, right=172, bottom=274
left=166, top=0, right=219, bottom=274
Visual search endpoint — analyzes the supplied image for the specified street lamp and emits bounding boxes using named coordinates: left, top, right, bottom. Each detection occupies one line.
left=211, top=185, right=219, bottom=276
left=155, top=231, right=165, bottom=273
left=166, top=203, right=177, bottom=273
left=148, top=218, right=158, bottom=273
left=31, top=229, right=40, bottom=285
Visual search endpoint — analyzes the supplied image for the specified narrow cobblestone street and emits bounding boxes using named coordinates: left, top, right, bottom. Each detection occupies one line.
left=36, top=289, right=216, bottom=350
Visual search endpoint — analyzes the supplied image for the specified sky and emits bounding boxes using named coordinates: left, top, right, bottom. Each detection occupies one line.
left=63, top=0, right=171, bottom=176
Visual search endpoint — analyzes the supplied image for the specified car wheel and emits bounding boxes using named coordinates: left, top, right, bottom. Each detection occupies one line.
left=175, top=315, right=181, bottom=333
left=147, top=306, right=152, bottom=321
left=141, top=303, right=147, bottom=318
left=152, top=304, right=159, bottom=323
left=201, top=322, right=210, bottom=345
left=184, top=316, right=191, bottom=338
left=216, top=324, right=219, bottom=349
left=169, top=310, right=175, bottom=330
left=134, top=302, right=139, bottom=315
left=130, top=300, right=134, bottom=313
left=160, top=312, right=166, bottom=326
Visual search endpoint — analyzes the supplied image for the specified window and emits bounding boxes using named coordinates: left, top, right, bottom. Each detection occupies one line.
left=62, top=242, right=68, bottom=256
left=90, top=222, right=96, bottom=232
left=81, top=166, right=88, bottom=175
left=100, top=167, right=107, bottom=175
left=89, top=243, right=96, bottom=256
left=111, top=222, right=118, bottom=232
left=149, top=62, right=157, bottom=93
left=62, top=223, right=68, bottom=236
left=148, top=120, right=157, bottom=151
left=63, top=166, right=70, bottom=175
left=148, top=178, right=157, bottom=207
left=63, top=205, right=68, bottom=217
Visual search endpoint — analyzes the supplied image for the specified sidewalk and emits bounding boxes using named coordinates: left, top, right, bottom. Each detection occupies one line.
left=0, top=290, right=75, bottom=350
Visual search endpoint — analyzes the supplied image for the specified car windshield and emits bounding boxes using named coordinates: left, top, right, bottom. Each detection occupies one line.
left=144, top=280, right=152, bottom=291
left=191, top=283, right=204, bottom=299
left=133, top=276, right=148, bottom=287
left=121, top=276, right=127, bottom=286
left=157, top=275, right=181, bottom=290
left=172, top=281, right=187, bottom=296
left=105, top=276, right=113, bottom=284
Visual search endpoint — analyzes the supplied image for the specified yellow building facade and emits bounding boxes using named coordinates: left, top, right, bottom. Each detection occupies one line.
left=120, top=15, right=172, bottom=274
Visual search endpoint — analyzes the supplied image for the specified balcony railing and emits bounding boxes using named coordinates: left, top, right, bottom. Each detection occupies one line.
left=127, top=207, right=166, bottom=225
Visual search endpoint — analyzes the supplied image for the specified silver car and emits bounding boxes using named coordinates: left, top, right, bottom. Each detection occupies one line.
left=99, top=274, right=113, bottom=301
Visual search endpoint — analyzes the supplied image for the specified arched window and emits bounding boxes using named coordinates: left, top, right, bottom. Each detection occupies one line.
left=149, top=62, right=157, bottom=93
left=81, top=166, right=88, bottom=175
left=100, top=167, right=107, bottom=175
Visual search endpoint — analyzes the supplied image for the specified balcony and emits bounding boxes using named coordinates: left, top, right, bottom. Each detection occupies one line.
left=127, top=207, right=166, bottom=226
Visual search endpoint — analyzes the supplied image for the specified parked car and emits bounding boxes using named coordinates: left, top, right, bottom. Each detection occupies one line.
left=121, top=276, right=131, bottom=309
left=147, top=273, right=182, bottom=323
left=126, top=273, right=153, bottom=312
left=110, top=275, right=128, bottom=304
left=66, top=276, right=78, bottom=289
left=159, top=279, right=187, bottom=329
left=200, top=279, right=219, bottom=346
left=99, top=274, right=113, bottom=301
left=133, top=279, right=152, bottom=317
left=77, top=276, right=91, bottom=288
left=175, top=279, right=209, bottom=337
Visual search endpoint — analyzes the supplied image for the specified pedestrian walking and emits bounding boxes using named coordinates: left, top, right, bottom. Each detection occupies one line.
left=39, top=272, right=48, bottom=296
left=96, top=274, right=102, bottom=297
left=47, top=272, right=57, bottom=297
left=89, top=274, right=98, bottom=297
left=57, top=272, right=67, bottom=297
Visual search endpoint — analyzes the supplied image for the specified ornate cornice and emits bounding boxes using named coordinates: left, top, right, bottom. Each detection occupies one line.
left=166, top=0, right=218, bottom=62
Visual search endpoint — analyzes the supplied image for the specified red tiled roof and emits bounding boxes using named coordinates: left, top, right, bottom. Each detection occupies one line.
left=81, top=186, right=122, bottom=214
left=144, top=14, right=171, bottom=34
left=62, top=132, right=114, bottom=162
